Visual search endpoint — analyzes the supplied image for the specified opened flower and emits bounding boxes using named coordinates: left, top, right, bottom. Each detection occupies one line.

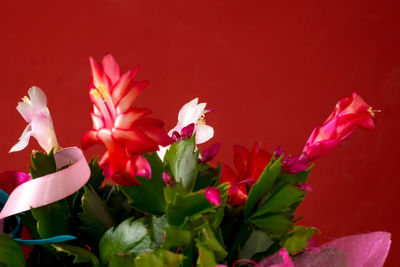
left=158, top=98, right=214, bottom=160
left=10, top=86, right=60, bottom=153
left=299, top=91, right=375, bottom=162
left=82, top=54, right=171, bottom=186
left=220, top=143, right=271, bottom=206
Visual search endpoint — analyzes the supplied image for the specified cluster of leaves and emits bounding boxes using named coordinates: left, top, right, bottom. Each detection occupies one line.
left=1, top=137, right=318, bottom=267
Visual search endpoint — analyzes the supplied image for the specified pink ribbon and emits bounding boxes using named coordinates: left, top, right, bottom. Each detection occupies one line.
left=259, top=231, right=391, bottom=267
left=0, top=147, right=90, bottom=219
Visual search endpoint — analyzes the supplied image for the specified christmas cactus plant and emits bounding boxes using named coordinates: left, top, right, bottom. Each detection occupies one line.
left=0, top=55, right=390, bottom=267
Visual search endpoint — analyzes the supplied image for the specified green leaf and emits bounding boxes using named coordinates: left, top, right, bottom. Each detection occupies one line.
left=31, top=199, right=71, bottom=238
left=149, top=215, right=168, bottom=249
left=280, top=166, right=312, bottom=185
left=250, top=184, right=306, bottom=218
left=77, top=185, right=114, bottom=239
left=280, top=225, right=320, bottom=254
left=108, top=253, right=136, bottom=267
left=249, top=213, right=293, bottom=235
left=227, top=223, right=252, bottom=262
left=165, top=188, right=214, bottom=226
left=196, top=243, right=218, bottom=267
left=29, top=149, right=57, bottom=178
left=238, top=229, right=273, bottom=260
left=134, top=249, right=183, bottom=267
left=244, top=156, right=282, bottom=218
left=193, top=164, right=221, bottom=191
left=196, top=221, right=227, bottom=261
left=106, top=186, right=136, bottom=224
left=52, top=243, right=100, bottom=265
left=164, top=136, right=199, bottom=193
left=163, top=225, right=192, bottom=249
left=87, top=156, right=105, bottom=189
left=121, top=153, right=166, bottom=215
left=0, top=233, right=26, bottom=267
left=99, top=217, right=152, bottom=264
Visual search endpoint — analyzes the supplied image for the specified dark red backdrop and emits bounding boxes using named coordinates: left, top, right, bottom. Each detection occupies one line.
left=1, top=1, right=399, bottom=265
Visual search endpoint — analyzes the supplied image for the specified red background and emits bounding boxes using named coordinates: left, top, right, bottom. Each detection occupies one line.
left=1, top=1, right=399, bottom=265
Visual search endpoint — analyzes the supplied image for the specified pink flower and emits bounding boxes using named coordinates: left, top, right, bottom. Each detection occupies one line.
left=0, top=171, right=30, bottom=195
left=82, top=54, right=172, bottom=186
left=0, top=171, right=33, bottom=258
left=10, top=86, right=60, bottom=153
left=199, top=143, right=220, bottom=163
left=204, top=187, right=221, bottom=206
left=299, top=92, right=375, bottom=162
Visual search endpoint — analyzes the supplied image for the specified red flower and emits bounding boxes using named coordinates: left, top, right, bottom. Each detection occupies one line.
left=220, top=143, right=271, bottom=206
left=299, top=92, right=375, bottom=162
left=82, top=55, right=172, bottom=186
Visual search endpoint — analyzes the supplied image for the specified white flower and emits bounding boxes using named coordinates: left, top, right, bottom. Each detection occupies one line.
left=10, top=86, right=59, bottom=153
left=158, top=98, right=214, bottom=160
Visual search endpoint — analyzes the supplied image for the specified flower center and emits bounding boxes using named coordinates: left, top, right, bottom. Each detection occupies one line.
left=22, top=96, right=31, bottom=104
left=367, top=106, right=381, bottom=118
left=90, top=84, right=110, bottom=101
left=197, top=114, right=206, bottom=125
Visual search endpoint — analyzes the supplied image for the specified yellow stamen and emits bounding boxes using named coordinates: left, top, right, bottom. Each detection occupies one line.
left=22, top=96, right=31, bottom=104
left=197, top=113, right=206, bottom=125
left=367, top=107, right=381, bottom=118
left=90, top=84, right=110, bottom=101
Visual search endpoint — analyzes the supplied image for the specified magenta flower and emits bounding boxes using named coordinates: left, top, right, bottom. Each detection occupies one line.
left=204, top=187, right=221, bottom=206
left=200, top=143, right=220, bottom=163
left=0, top=171, right=30, bottom=195
left=300, top=92, right=375, bottom=162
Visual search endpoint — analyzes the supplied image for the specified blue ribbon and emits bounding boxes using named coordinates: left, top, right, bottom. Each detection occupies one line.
left=0, top=189, right=77, bottom=245
left=15, top=235, right=77, bottom=246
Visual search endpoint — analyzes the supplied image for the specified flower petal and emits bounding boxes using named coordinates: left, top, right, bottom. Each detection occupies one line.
left=114, top=108, right=151, bottom=130
left=28, top=86, right=47, bottom=108
left=16, top=101, right=33, bottom=122
left=115, top=80, right=148, bottom=114
left=194, top=124, right=214, bottom=144
left=134, top=155, right=151, bottom=178
left=200, top=143, right=220, bottom=163
left=9, top=124, right=32, bottom=152
left=233, top=145, right=250, bottom=176
left=0, top=171, right=31, bottom=194
left=102, top=54, right=121, bottom=84
left=135, top=118, right=173, bottom=147
left=111, top=68, right=137, bottom=103
left=81, top=129, right=101, bottom=150
left=178, top=98, right=199, bottom=124
left=205, top=187, right=222, bottom=206
left=112, top=128, right=159, bottom=153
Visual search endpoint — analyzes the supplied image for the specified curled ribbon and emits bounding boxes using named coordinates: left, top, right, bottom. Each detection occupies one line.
left=0, top=147, right=90, bottom=220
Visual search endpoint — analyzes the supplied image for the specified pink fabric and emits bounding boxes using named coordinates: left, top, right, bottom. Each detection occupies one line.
left=259, top=231, right=391, bottom=267
left=0, top=147, right=90, bottom=219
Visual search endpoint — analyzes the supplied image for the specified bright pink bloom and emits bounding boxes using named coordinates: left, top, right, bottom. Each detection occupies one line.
left=220, top=143, right=271, bottom=206
left=82, top=55, right=172, bottom=186
left=204, top=187, right=221, bottom=206
left=300, top=92, right=375, bottom=162
left=200, top=143, right=220, bottom=163
left=296, top=182, right=312, bottom=192
left=0, top=171, right=30, bottom=195
left=162, top=172, right=175, bottom=186
left=0, top=171, right=33, bottom=258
